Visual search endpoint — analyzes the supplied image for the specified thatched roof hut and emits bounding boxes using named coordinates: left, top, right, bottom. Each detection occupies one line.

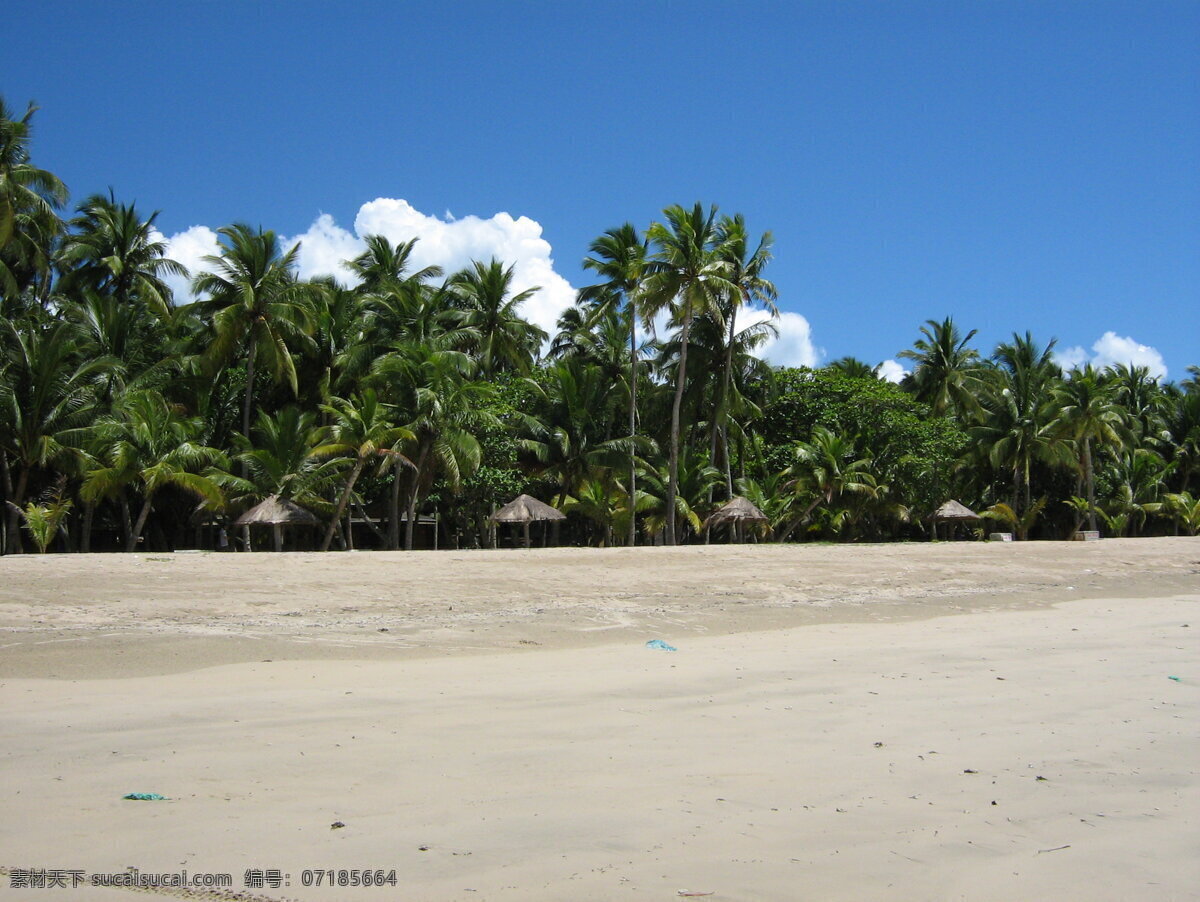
left=930, top=499, right=980, bottom=542
left=236, top=495, right=320, bottom=527
left=490, top=495, right=565, bottom=549
left=703, top=495, right=770, bottom=543
left=704, top=495, right=769, bottom=528
left=932, top=500, right=980, bottom=521
left=235, top=495, right=320, bottom=551
left=490, top=495, right=566, bottom=524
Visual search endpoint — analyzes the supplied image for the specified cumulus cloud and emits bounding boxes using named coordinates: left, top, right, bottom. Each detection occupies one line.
left=1055, top=331, right=1167, bottom=380
left=155, top=198, right=828, bottom=369
left=154, top=200, right=577, bottom=338
left=749, top=309, right=821, bottom=369
left=278, top=199, right=577, bottom=338
left=875, top=359, right=909, bottom=383
left=637, top=305, right=820, bottom=371
left=281, top=214, right=362, bottom=285
left=154, top=225, right=221, bottom=303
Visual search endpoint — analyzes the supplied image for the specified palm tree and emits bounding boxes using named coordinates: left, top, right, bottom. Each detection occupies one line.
left=299, top=277, right=374, bottom=406
left=0, top=319, right=113, bottom=551
left=972, top=332, right=1064, bottom=522
left=713, top=215, right=776, bottom=496
left=642, top=203, right=738, bottom=544
left=666, top=290, right=775, bottom=499
left=1160, top=492, right=1200, bottom=536
left=1163, top=389, right=1200, bottom=494
left=1106, top=363, right=1166, bottom=449
left=313, top=389, right=411, bottom=551
left=192, top=224, right=312, bottom=443
left=375, top=343, right=497, bottom=549
left=778, top=426, right=878, bottom=541
left=17, top=487, right=73, bottom=553
left=563, top=477, right=628, bottom=547
left=228, top=406, right=346, bottom=510
left=64, top=289, right=166, bottom=402
left=735, top=471, right=793, bottom=539
left=0, top=98, right=67, bottom=301
left=347, top=233, right=447, bottom=349
left=448, top=259, right=546, bottom=377
left=519, top=358, right=648, bottom=511
left=580, top=223, right=648, bottom=546
left=84, top=390, right=227, bottom=551
left=57, top=192, right=187, bottom=319
left=1051, top=365, right=1130, bottom=531
left=346, top=234, right=443, bottom=296
left=898, top=317, right=981, bottom=419
left=826, top=357, right=879, bottom=379
left=638, top=450, right=723, bottom=543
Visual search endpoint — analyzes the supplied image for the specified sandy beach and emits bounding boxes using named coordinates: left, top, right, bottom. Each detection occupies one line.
left=1, top=538, right=1197, bottom=901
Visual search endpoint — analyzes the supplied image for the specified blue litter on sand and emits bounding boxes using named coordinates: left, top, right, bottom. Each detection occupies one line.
left=646, top=639, right=677, bottom=652
left=122, top=793, right=166, bottom=801
left=1168, top=675, right=1182, bottom=682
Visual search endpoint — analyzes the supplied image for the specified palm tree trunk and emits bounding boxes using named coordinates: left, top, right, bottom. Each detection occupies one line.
left=1083, top=437, right=1097, bottom=532
left=389, top=455, right=405, bottom=550
left=722, top=425, right=734, bottom=499
left=721, top=311, right=737, bottom=499
left=2, top=457, right=22, bottom=553
left=628, top=303, right=638, bottom=548
left=81, top=502, right=94, bottom=553
left=708, top=418, right=720, bottom=506
left=118, top=491, right=132, bottom=549
left=1023, top=458, right=1032, bottom=520
left=128, top=495, right=154, bottom=552
left=666, top=308, right=694, bottom=545
left=322, top=459, right=365, bottom=551
left=241, top=348, right=256, bottom=552
left=242, top=346, right=256, bottom=445
left=405, top=445, right=430, bottom=551
left=778, top=497, right=823, bottom=543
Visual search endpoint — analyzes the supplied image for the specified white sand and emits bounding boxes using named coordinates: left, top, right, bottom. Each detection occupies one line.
left=1, top=539, right=1197, bottom=901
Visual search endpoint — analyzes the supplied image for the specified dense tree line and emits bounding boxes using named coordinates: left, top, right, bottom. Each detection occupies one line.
left=2, top=98, right=1198, bottom=553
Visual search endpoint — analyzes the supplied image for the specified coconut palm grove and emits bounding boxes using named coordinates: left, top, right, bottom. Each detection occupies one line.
left=2, top=97, right=1198, bottom=553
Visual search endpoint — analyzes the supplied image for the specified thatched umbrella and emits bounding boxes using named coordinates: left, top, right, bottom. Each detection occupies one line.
left=490, top=494, right=565, bottom=549
left=931, top=499, right=980, bottom=541
left=703, top=496, right=769, bottom=543
left=235, top=495, right=320, bottom=551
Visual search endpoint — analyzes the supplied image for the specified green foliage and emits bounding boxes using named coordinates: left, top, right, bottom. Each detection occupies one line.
left=1, top=109, right=1196, bottom=555
left=759, top=368, right=968, bottom=518
left=20, top=493, right=72, bottom=553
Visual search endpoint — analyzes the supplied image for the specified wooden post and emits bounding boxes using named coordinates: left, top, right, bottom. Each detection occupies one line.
left=273, top=524, right=283, bottom=552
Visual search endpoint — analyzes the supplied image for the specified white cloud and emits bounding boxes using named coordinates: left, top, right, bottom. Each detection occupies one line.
left=875, top=359, right=909, bottom=383
left=279, top=198, right=577, bottom=338
left=1090, top=332, right=1168, bottom=379
left=281, top=213, right=361, bottom=285
left=1053, top=345, right=1090, bottom=372
left=156, top=199, right=830, bottom=370
left=154, top=225, right=221, bottom=303
left=1056, top=331, right=1167, bottom=380
left=157, top=200, right=578, bottom=337
left=751, top=309, right=821, bottom=368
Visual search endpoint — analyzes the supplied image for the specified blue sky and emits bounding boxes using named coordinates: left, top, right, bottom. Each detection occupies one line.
left=5, top=0, right=1197, bottom=379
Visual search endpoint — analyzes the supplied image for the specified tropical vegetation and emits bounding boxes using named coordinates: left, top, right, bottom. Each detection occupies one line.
left=2, top=98, right=1197, bottom=552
